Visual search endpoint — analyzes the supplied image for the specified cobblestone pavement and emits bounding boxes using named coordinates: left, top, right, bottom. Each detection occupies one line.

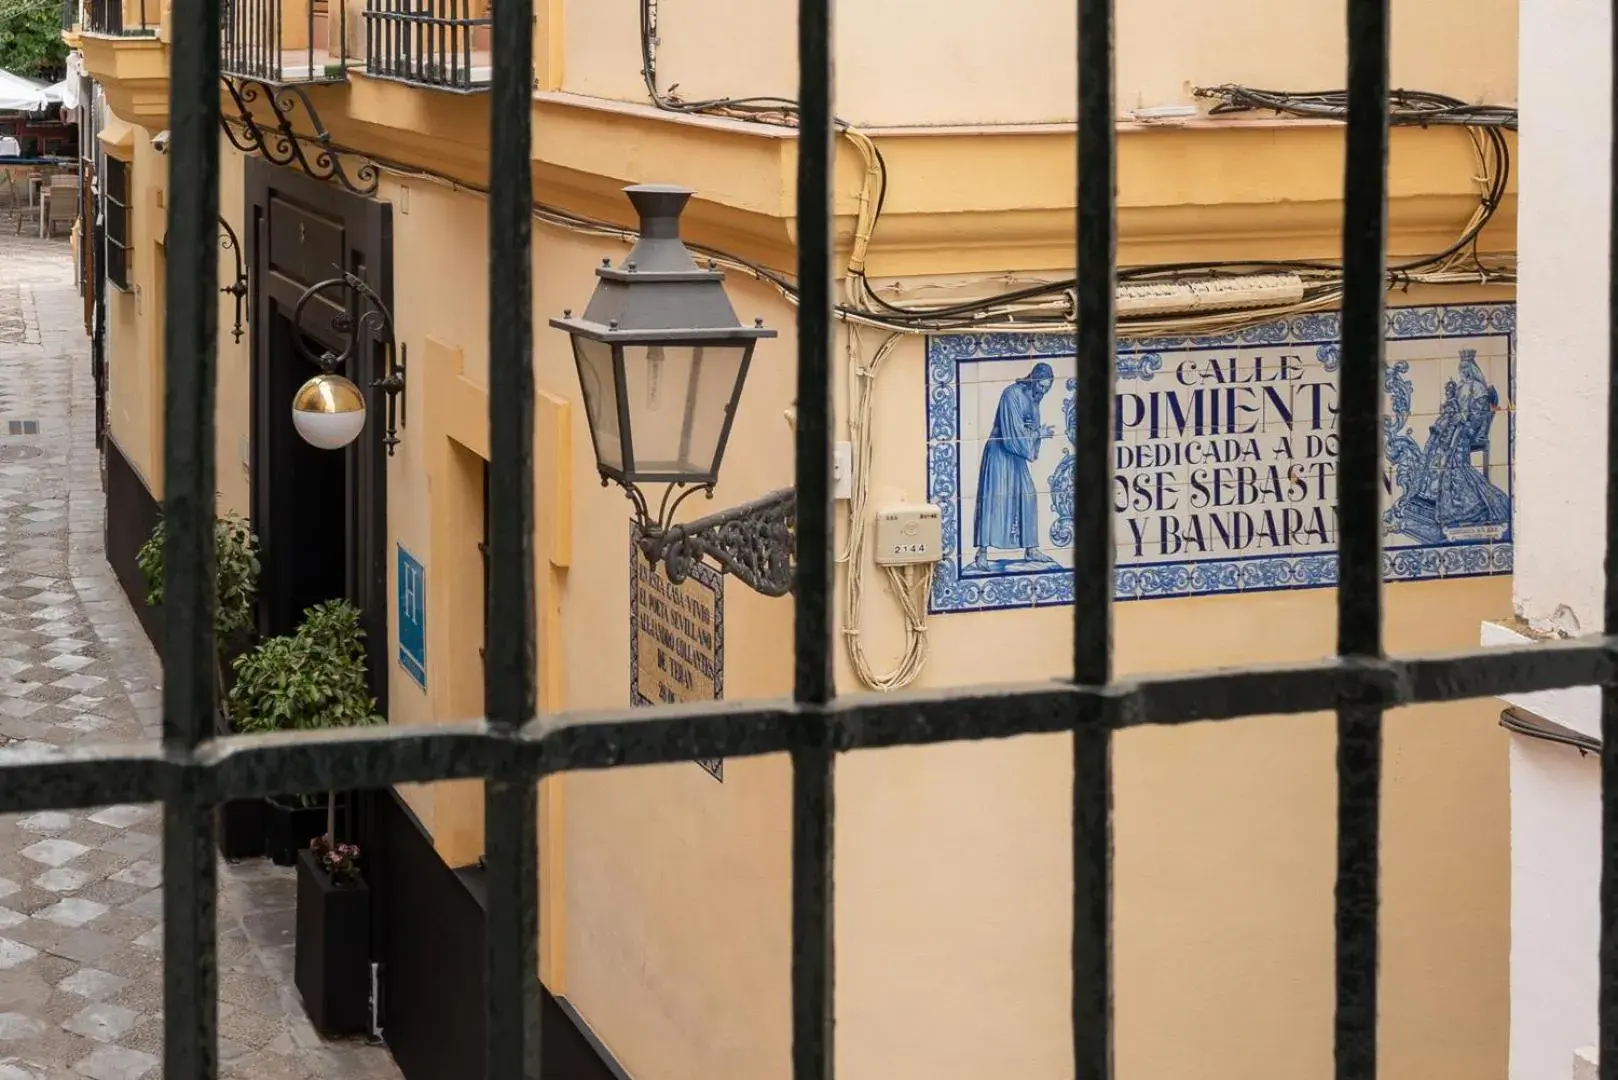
left=0, top=230, right=403, bottom=1079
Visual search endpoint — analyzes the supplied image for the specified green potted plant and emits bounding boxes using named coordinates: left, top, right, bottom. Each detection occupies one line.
left=228, top=599, right=382, bottom=866
left=137, top=513, right=266, bottom=859
left=296, top=834, right=371, bottom=1035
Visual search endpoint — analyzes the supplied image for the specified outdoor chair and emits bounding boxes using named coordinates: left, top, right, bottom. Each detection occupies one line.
left=45, top=177, right=78, bottom=238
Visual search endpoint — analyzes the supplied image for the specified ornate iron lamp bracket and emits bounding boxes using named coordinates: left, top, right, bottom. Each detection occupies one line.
left=217, top=215, right=248, bottom=343
left=291, top=269, right=407, bottom=455
left=629, top=484, right=798, bottom=598
left=220, top=77, right=379, bottom=197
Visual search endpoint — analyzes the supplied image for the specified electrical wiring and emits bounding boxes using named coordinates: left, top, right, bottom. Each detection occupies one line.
left=638, top=2, right=1513, bottom=336
left=1194, top=85, right=1518, bottom=129
left=342, top=37, right=1522, bottom=690
left=838, top=328, right=934, bottom=691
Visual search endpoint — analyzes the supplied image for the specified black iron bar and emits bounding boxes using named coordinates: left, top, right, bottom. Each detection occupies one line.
left=449, top=0, right=459, bottom=87
left=486, top=0, right=539, bottom=1064
left=415, top=0, right=425, bottom=82
left=1072, top=0, right=1116, bottom=1070
left=0, top=640, right=1615, bottom=818
left=1336, top=0, right=1391, bottom=1076
left=161, top=0, right=223, bottom=1063
left=1601, top=0, right=1618, bottom=1074
left=792, top=0, right=835, bottom=1076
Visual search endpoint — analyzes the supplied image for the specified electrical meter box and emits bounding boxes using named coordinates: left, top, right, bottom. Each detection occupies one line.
left=874, top=503, right=943, bottom=566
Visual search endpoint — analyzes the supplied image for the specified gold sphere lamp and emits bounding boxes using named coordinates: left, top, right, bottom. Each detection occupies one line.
left=292, top=373, right=367, bottom=451
left=289, top=269, right=407, bottom=455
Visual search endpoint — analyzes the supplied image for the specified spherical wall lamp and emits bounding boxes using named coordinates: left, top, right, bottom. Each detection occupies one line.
left=292, top=372, right=368, bottom=450
left=289, top=270, right=407, bottom=456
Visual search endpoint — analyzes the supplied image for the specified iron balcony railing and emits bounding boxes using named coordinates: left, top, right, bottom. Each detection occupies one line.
left=362, top=0, right=491, bottom=91
left=13, top=0, right=1618, bottom=1078
left=221, top=0, right=348, bottom=83
left=82, top=0, right=156, bottom=35
left=62, top=0, right=76, bottom=31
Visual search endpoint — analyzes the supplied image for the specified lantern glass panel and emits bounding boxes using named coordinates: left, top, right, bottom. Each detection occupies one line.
left=620, top=343, right=748, bottom=480
left=572, top=336, right=623, bottom=471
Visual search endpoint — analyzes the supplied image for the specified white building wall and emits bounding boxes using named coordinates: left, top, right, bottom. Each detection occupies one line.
left=1515, top=0, right=1610, bottom=633
left=1501, top=0, right=1612, bottom=1075
left=1505, top=699, right=1600, bottom=1080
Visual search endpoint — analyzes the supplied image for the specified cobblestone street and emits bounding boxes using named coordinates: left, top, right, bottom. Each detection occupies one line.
left=0, top=228, right=401, bottom=1079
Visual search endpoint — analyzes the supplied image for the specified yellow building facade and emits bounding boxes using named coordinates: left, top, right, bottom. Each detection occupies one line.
left=73, top=1, right=1518, bottom=1078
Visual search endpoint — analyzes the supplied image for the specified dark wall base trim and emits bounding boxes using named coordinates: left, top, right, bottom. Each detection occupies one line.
left=553, top=996, right=633, bottom=1080
left=372, top=788, right=625, bottom=1080
left=103, top=435, right=162, bottom=657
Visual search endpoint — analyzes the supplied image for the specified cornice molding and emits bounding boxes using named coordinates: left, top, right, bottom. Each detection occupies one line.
left=78, top=34, right=168, bottom=131
left=96, top=58, right=1516, bottom=275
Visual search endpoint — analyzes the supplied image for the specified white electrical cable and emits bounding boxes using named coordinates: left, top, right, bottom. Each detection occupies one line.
left=837, top=325, right=934, bottom=691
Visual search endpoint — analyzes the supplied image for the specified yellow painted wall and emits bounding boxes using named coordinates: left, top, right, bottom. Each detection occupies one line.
left=216, top=139, right=251, bottom=517
left=542, top=281, right=1511, bottom=1080
left=93, top=100, right=1513, bottom=1080
left=820, top=288, right=1509, bottom=1080
left=562, top=0, right=1517, bottom=126
left=102, top=114, right=167, bottom=495
left=117, top=151, right=1511, bottom=1079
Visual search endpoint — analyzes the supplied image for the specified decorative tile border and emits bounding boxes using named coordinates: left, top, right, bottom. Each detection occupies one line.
left=629, top=528, right=726, bottom=780
left=925, top=303, right=1516, bottom=614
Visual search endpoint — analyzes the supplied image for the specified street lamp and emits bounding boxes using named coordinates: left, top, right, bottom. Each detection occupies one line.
left=550, top=185, right=796, bottom=597
left=289, top=270, right=407, bottom=456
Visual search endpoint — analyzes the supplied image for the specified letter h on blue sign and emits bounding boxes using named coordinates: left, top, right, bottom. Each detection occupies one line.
left=397, top=545, right=426, bottom=689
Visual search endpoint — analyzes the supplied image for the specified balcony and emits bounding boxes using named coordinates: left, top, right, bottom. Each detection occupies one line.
left=222, top=0, right=352, bottom=84
left=82, top=0, right=157, bottom=36
left=363, top=0, right=490, bottom=92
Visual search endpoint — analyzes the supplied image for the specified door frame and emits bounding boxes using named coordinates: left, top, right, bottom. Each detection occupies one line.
left=243, top=156, right=393, bottom=712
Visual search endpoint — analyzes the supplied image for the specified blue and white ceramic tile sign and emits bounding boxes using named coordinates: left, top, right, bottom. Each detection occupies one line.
left=925, top=302, right=1516, bottom=614
left=397, top=544, right=427, bottom=688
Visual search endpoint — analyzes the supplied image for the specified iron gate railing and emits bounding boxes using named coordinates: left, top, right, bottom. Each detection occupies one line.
left=82, top=0, right=155, bottom=35
left=10, top=0, right=1612, bottom=1077
left=220, top=0, right=348, bottom=84
left=362, top=0, right=491, bottom=92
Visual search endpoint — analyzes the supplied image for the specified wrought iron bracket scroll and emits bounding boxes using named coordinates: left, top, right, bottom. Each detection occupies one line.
left=221, top=77, right=379, bottom=197
left=632, top=486, right=797, bottom=598
left=218, top=215, right=248, bottom=343
left=291, top=269, right=407, bottom=455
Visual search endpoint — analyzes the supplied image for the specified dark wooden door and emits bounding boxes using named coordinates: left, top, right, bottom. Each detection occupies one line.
left=243, top=157, right=392, bottom=713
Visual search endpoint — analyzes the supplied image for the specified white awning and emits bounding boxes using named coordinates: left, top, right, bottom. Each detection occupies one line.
left=0, top=69, right=48, bottom=113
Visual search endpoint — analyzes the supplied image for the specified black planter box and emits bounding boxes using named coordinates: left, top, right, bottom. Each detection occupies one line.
left=216, top=797, right=268, bottom=861
left=214, top=709, right=268, bottom=861
left=295, top=849, right=371, bottom=1036
left=266, top=795, right=335, bottom=867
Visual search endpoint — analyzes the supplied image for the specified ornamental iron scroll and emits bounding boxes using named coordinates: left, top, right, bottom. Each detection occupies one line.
left=291, top=269, right=407, bottom=455
left=217, top=215, right=248, bottom=343
left=220, top=77, right=379, bottom=197
left=633, top=486, right=797, bottom=598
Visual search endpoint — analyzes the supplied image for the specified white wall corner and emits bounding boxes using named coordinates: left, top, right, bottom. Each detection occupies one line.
left=1480, top=621, right=1601, bottom=740
left=1574, top=1045, right=1598, bottom=1080
left=1515, top=0, right=1613, bottom=636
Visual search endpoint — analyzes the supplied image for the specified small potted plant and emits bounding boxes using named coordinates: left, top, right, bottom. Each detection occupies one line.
left=228, top=599, right=383, bottom=866
left=137, top=513, right=266, bottom=859
left=295, top=834, right=371, bottom=1036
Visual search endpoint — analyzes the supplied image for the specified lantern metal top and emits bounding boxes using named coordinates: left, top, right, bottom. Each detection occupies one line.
left=548, top=185, right=778, bottom=344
